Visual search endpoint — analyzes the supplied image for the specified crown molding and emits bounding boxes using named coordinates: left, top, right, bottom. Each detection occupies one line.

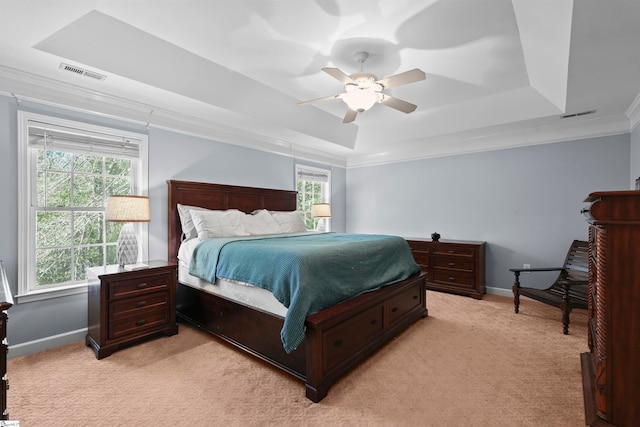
left=347, top=113, right=631, bottom=167
left=0, top=66, right=348, bottom=168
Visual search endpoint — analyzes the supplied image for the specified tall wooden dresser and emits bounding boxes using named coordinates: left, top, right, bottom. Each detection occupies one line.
left=581, top=191, right=640, bottom=426
left=405, top=238, right=486, bottom=299
left=0, top=261, right=14, bottom=420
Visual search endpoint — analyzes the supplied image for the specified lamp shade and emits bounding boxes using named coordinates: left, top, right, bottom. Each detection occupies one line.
left=311, top=203, right=331, bottom=218
left=106, top=195, right=150, bottom=222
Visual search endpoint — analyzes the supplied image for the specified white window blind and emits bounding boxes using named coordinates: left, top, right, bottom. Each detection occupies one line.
left=296, top=168, right=330, bottom=183
left=28, top=120, right=141, bottom=159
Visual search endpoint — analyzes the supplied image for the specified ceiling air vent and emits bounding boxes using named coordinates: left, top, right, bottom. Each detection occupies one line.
left=561, top=110, right=596, bottom=119
left=59, top=63, right=107, bottom=81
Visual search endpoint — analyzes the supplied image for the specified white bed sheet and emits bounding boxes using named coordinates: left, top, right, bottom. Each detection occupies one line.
left=177, top=238, right=288, bottom=317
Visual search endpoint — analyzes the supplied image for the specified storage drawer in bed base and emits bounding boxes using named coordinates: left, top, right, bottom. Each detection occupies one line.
left=176, top=272, right=428, bottom=403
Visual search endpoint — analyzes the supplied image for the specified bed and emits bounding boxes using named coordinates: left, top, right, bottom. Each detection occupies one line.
left=167, top=179, right=428, bottom=402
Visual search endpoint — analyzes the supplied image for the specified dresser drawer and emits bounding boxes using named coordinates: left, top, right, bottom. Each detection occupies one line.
left=108, top=308, right=170, bottom=340
left=412, top=251, right=430, bottom=267
left=433, top=246, right=475, bottom=257
left=323, top=304, right=384, bottom=372
left=109, top=291, right=169, bottom=319
left=387, top=286, right=422, bottom=326
left=431, top=257, right=474, bottom=271
left=431, top=269, right=475, bottom=288
left=108, top=273, right=170, bottom=300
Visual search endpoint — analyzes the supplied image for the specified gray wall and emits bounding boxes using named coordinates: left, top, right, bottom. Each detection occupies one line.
left=0, top=95, right=346, bottom=349
left=346, top=135, right=631, bottom=293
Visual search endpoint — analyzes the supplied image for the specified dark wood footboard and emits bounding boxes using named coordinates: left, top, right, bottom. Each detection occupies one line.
left=176, top=272, right=427, bottom=402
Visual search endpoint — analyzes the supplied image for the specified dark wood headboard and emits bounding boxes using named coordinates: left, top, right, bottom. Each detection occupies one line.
left=167, top=180, right=297, bottom=263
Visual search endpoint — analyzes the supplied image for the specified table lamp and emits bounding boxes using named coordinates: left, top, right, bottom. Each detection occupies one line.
left=106, top=195, right=150, bottom=268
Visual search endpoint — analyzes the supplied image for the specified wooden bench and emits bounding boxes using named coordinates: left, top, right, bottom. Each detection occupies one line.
left=509, top=240, right=588, bottom=334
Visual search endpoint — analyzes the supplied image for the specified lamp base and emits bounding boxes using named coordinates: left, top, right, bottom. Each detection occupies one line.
left=116, top=223, right=138, bottom=268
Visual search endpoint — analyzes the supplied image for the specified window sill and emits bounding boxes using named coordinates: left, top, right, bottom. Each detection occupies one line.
left=15, top=283, right=88, bottom=304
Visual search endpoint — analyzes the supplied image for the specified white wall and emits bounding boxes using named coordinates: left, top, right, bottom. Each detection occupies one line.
left=346, top=134, right=631, bottom=294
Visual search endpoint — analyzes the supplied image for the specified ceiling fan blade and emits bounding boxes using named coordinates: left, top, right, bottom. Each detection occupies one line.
left=381, top=96, right=418, bottom=114
left=322, top=67, right=356, bottom=85
left=343, top=108, right=358, bottom=123
left=377, top=68, right=426, bottom=89
left=297, top=93, right=345, bottom=106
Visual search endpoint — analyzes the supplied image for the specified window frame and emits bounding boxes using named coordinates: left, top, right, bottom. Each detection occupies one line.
left=295, top=164, right=331, bottom=231
left=16, top=111, right=149, bottom=303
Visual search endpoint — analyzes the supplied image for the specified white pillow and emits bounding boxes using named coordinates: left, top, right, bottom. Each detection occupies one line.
left=270, top=211, right=307, bottom=233
left=190, top=209, right=249, bottom=239
left=177, top=204, right=211, bottom=240
left=243, top=210, right=283, bottom=235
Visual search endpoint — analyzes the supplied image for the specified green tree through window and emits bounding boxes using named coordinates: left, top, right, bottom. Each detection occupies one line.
left=35, top=150, right=132, bottom=286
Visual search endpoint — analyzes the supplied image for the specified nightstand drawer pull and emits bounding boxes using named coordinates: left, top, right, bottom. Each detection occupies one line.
left=448, top=262, right=455, bottom=266
left=391, top=307, right=398, bottom=313
left=135, top=319, right=147, bottom=327
left=136, top=301, right=147, bottom=308
left=448, top=250, right=455, bottom=254
left=448, top=276, right=456, bottom=281
left=136, top=283, right=148, bottom=289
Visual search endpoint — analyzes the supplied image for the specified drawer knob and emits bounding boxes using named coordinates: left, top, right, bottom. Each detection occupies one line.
left=448, top=277, right=456, bottom=282
left=448, top=262, right=455, bottom=266
left=334, top=339, right=343, bottom=347
left=391, top=307, right=398, bottom=313
left=136, top=283, right=148, bottom=290
left=448, top=250, right=455, bottom=254
left=371, top=319, right=378, bottom=325
left=135, top=319, right=147, bottom=327
left=136, top=301, right=147, bottom=308
left=412, top=295, right=418, bottom=300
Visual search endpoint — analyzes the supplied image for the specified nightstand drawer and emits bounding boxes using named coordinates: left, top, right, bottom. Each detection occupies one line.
left=109, top=308, right=170, bottom=340
left=109, top=292, right=169, bottom=319
left=109, top=273, right=170, bottom=300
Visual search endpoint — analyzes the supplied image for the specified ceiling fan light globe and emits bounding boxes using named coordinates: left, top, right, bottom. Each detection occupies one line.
left=343, top=90, right=381, bottom=112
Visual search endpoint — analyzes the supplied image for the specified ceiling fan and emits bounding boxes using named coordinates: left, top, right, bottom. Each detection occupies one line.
left=298, top=51, right=426, bottom=123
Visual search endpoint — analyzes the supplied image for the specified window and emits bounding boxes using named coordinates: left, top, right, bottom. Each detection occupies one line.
left=296, top=165, right=331, bottom=231
left=17, top=112, right=148, bottom=302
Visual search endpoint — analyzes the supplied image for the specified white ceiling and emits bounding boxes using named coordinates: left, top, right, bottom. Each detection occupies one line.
left=2, top=0, right=640, bottom=167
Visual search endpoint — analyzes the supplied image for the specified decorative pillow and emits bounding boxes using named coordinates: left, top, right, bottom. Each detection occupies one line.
left=269, top=210, right=307, bottom=233
left=177, top=204, right=211, bottom=240
left=190, top=209, right=249, bottom=240
left=243, top=210, right=283, bottom=235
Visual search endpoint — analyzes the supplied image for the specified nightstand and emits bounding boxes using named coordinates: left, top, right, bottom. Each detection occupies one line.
left=86, top=260, right=178, bottom=359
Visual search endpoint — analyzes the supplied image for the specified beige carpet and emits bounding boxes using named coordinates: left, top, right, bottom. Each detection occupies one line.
left=8, top=291, right=588, bottom=427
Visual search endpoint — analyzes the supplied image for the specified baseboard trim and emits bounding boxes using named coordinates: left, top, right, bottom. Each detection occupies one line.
left=8, top=328, right=87, bottom=359
left=486, top=286, right=512, bottom=298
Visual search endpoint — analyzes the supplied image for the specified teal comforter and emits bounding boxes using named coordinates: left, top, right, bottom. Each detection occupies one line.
left=189, top=232, right=420, bottom=353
